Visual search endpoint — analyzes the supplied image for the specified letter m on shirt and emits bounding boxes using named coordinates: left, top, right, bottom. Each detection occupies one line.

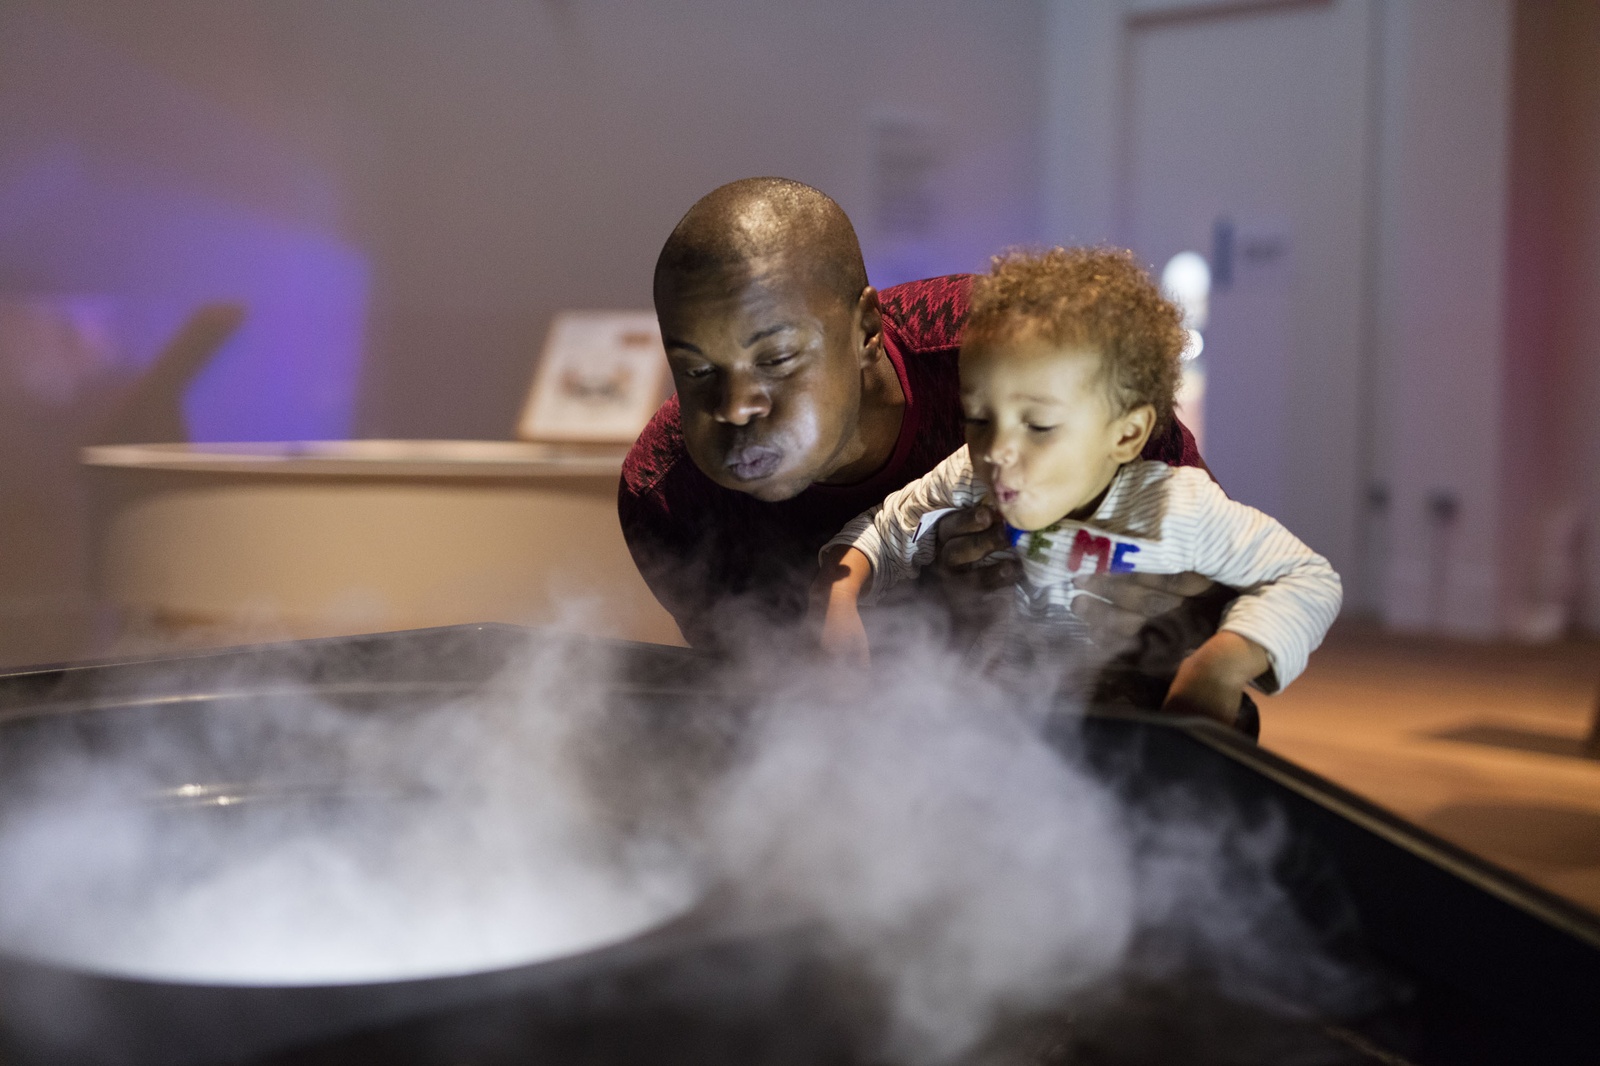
left=1067, top=529, right=1113, bottom=574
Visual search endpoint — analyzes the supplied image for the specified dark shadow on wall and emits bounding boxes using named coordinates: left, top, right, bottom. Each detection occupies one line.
left=90, top=304, right=245, bottom=445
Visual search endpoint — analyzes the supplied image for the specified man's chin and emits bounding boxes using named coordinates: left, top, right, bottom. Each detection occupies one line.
left=726, top=473, right=809, bottom=502
left=701, top=459, right=812, bottom=501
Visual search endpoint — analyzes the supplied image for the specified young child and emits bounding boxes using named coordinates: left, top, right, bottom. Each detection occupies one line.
left=813, top=247, right=1341, bottom=724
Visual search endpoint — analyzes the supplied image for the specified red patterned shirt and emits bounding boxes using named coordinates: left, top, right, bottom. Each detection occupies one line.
left=618, top=274, right=1203, bottom=647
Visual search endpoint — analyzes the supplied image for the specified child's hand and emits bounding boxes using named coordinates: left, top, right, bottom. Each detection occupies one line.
left=1162, top=631, right=1270, bottom=726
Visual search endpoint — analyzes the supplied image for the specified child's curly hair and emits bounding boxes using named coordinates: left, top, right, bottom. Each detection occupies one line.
left=965, top=247, right=1185, bottom=431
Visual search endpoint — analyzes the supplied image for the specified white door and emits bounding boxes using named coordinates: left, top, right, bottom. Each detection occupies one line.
left=1119, top=0, right=1377, bottom=610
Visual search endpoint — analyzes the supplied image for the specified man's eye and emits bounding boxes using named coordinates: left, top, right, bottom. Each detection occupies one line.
left=757, top=352, right=797, bottom=369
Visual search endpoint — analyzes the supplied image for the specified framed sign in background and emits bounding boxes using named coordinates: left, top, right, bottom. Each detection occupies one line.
left=517, top=311, right=670, bottom=442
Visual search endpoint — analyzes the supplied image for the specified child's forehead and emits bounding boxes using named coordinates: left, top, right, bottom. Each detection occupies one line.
left=962, top=331, right=1103, bottom=364
left=960, top=338, right=1106, bottom=399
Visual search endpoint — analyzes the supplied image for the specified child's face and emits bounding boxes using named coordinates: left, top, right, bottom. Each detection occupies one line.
left=959, top=337, right=1153, bottom=531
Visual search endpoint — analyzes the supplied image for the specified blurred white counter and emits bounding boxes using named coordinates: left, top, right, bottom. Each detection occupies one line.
left=80, top=440, right=684, bottom=647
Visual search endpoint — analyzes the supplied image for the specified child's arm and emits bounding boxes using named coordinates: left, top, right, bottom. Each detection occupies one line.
left=1155, top=469, right=1343, bottom=722
left=811, top=545, right=875, bottom=664
left=828, top=448, right=984, bottom=599
left=810, top=447, right=987, bottom=662
left=1164, top=631, right=1271, bottom=723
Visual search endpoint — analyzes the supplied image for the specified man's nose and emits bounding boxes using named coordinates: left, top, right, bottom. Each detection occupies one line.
left=712, top=370, right=770, bottom=425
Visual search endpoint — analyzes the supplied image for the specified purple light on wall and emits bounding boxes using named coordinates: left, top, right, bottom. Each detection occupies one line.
left=0, top=9, right=369, bottom=443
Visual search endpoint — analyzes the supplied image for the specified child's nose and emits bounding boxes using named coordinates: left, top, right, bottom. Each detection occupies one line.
left=985, top=432, right=1019, bottom=467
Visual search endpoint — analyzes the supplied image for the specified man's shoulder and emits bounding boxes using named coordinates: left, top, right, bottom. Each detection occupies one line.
left=1140, top=415, right=1206, bottom=470
left=621, top=396, right=694, bottom=502
left=878, top=274, right=972, bottom=355
left=621, top=397, right=754, bottom=542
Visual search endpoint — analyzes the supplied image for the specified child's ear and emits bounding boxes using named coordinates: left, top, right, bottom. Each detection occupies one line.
left=1110, top=404, right=1156, bottom=462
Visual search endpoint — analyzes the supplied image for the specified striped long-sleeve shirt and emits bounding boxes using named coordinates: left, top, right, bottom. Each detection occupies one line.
left=826, top=447, right=1341, bottom=692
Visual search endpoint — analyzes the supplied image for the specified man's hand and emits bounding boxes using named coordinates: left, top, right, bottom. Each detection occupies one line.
left=933, top=504, right=1019, bottom=578
left=927, top=505, right=1021, bottom=636
left=1071, top=571, right=1219, bottom=656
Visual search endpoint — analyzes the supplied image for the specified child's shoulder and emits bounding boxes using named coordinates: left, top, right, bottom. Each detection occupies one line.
left=1098, top=460, right=1222, bottom=536
left=889, top=444, right=986, bottom=508
left=914, top=443, right=977, bottom=488
left=1119, top=458, right=1221, bottom=500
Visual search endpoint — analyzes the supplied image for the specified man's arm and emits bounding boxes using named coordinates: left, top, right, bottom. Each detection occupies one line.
left=1071, top=570, right=1220, bottom=648
left=617, top=478, right=720, bottom=649
left=932, top=504, right=1221, bottom=659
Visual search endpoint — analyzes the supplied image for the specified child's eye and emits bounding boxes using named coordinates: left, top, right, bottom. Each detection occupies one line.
left=679, top=365, right=716, bottom=380
left=1026, top=424, right=1058, bottom=434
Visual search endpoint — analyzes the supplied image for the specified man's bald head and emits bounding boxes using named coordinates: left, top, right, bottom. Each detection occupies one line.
left=654, top=177, right=868, bottom=308
left=650, top=178, right=898, bottom=502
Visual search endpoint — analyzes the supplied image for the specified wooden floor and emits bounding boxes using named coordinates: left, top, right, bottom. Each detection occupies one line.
left=1258, top=622, right=1600, bottom=914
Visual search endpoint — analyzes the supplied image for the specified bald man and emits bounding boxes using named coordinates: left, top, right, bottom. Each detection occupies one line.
left=621, top=177, right=1211, bottom=653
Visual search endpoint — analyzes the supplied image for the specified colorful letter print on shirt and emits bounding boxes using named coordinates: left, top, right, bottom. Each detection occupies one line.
left=1006, top=522, right=1161, bottom=621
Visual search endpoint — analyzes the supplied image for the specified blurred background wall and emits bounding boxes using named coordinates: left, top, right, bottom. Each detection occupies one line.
left=0, top=0, right=1042, bottom=664
left=0, top=0, right=1597, bottom=666
left=0, top=0, right=1043, bottom=438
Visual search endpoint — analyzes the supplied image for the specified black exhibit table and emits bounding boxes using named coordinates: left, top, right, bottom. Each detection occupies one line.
left=0, top=624, right=1593, bottom=1066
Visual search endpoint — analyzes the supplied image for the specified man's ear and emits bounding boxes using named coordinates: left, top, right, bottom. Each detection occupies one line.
left=855, top=286, right=883, bottom=368
left=1110, top=404, right=1157, bottom=462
